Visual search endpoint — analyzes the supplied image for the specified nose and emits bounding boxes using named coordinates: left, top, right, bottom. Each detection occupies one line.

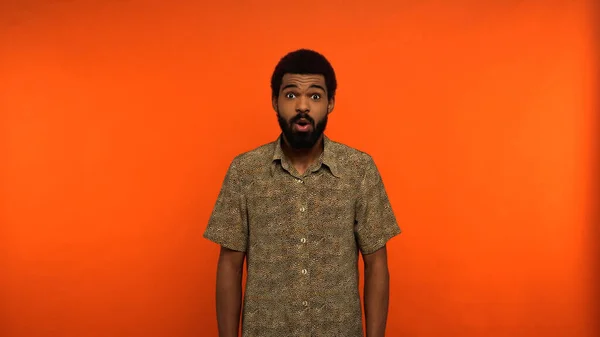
left=295, top=96, right=310, bottom=113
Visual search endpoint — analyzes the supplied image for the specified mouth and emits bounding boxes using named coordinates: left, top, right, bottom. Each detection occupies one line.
left=293, top=119, right=312, bottom=132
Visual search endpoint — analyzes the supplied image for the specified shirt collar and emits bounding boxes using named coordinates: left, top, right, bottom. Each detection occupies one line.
left=271, top=134, right=341, bottom=178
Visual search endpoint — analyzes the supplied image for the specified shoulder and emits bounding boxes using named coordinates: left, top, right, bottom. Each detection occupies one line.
left=228, top=140, right=276, bottom=176
left=327, top=138, right=377, bottom=170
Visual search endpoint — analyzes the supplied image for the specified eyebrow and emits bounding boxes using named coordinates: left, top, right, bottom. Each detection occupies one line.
left=281, top=84, right=326, bottom=92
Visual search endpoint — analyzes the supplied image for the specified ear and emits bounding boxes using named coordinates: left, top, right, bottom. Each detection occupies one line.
left=327, top=97, right=335, bottom=114
left=272, top=96, right=278, bottom=113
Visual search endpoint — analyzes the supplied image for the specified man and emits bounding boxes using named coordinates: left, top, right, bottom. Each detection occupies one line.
left=203, top=48, right=401, bottom=337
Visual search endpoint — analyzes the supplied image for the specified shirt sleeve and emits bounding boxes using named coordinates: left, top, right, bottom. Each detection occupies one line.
left=203, top=157, right=248, bottom=252
left=354, top=155, right=401, bottom=255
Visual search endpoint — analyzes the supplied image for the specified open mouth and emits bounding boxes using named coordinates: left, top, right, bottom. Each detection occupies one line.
left=294, top=119, right=312, bottom=132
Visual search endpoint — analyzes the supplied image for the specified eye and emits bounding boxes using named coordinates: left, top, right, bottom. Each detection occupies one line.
left=311, top=93, right=321, bottom=100
left=285, top=92, right=296, bottom=99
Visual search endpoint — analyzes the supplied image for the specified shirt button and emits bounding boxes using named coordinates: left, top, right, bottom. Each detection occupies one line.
left=300, top=238, right=306, bottom=243
left=296, top=179, right=303, bottom=184
left=302, top=301, right=308, bottom=306
left=301, top=269, right=307, bottom=275
left=300, top=206, right=306, bottom=212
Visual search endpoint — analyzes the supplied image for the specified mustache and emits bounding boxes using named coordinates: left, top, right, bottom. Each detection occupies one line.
left=290, top=113, right=315, bottom=125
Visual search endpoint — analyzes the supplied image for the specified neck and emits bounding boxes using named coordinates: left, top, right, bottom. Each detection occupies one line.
left=281, top=135, right=324, bottom=172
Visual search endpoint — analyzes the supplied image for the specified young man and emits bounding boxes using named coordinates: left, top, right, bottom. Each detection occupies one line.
left=203, top=49, right=401, bottom=337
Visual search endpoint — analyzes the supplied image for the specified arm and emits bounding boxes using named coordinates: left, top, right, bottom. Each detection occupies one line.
left=363, top=245, right=390, bottom=337
left=203, top=157, right=249, bottom=336
left=216, top=246, right=246, bottom=337
left=354, top=155, right=400, bottom=335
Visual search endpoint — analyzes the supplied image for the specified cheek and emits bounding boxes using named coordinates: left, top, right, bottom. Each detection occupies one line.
left=311, top=102, right=329, bottom=117
left=276, top=101, right=295, bottom=117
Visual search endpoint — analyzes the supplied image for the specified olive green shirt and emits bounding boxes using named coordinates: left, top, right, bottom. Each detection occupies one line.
left=203, top=134, right=401, bottom=337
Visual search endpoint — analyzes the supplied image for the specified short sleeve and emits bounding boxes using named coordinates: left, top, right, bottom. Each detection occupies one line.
left=203, top=157, right=248, bottom=252
left=354, top=155, right=401, bottom=255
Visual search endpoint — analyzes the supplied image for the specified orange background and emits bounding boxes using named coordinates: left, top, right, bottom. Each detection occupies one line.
left=1, top=1, right=597, bottom=336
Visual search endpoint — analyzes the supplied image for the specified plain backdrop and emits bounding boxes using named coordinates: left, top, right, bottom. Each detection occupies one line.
left=1, top=1, right=597, bottom=336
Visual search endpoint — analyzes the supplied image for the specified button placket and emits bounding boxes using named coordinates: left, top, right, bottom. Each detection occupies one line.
left=296, top=174, right=311, bottom=318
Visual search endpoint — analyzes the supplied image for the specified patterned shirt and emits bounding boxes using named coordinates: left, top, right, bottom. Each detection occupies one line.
left=203, top=134, right=401, bottom=337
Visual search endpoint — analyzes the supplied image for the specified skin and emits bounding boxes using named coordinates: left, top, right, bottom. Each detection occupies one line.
left=273, top=73, right=333, bottom=175
left=363, top=246, right=391, bottom=337
left=216, top=247, right=245, bottom=337
left=215, top=73, right=390, bottom=337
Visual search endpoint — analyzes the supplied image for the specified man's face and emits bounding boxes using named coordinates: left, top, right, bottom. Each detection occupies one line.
left=273, top=74, right=334, bottom=149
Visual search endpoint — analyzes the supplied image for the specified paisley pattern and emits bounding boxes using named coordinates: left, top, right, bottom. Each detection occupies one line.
left=203, top=134, right=401, bottom=337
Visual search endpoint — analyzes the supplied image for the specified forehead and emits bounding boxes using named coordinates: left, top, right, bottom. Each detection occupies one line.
left=280, top=73, right=326, bottom=90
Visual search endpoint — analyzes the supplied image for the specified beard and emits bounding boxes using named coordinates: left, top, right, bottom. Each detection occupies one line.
left=277, top=111, right=328, bottom=150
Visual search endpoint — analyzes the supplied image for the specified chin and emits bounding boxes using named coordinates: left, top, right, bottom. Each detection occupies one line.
left=289, top=134, right=320, bottom=149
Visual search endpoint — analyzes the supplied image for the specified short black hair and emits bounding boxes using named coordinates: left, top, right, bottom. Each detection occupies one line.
left=270, top=49, right=337, bottom=100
